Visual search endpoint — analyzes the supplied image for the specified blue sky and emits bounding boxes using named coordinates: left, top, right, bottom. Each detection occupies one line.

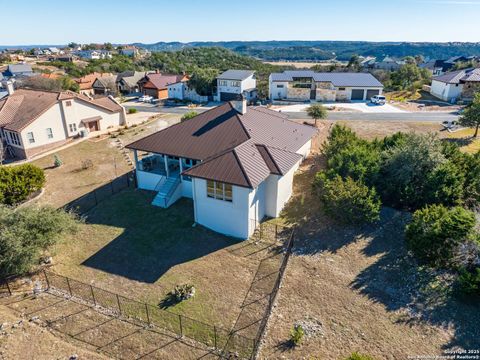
left=2, top=0, right=480, bottom=45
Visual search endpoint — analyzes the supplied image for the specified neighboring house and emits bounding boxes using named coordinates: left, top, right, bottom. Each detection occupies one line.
left=373, top=56, right=405, bottom=71
left=0, top=85, right=126, bottom=160
left=269, top=70, right=384, bottom=102
left=75, top=50, right=112, bottom=60
left=215, top=70, right=257, bottom=102
left=126, top=98, right=316, bottom=239
left=116, top=71, right=147, bottom=94
left=430, top=68, right=480, bottom=102
left=75, top=72, right=114, bottom=96
left=168, top=80, right=209, bottom=103
left=3, top=63, right=33, bottom=77
left=92, top=75, right=118, bottom=96
left=420, top=59, right=450, bottom=76
left=139, top=73, right=189, bottom=99
left=119, top=46, right=138, bottom=57
left=360, top=56, right=376, bottom=69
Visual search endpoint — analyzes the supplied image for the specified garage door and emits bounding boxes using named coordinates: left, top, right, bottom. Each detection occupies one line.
left=366, top=89, right=380, bottom=99
left=220, top=92, right=239, bottom=101
left=351, top=89, right=365, bottom=100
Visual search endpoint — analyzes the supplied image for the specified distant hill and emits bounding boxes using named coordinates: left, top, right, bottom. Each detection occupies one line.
left=133, top=41, right=480, bottom=61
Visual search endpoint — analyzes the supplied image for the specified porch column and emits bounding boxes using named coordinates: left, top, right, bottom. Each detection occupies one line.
left=164, top=155, right=170, bottom=178
left=179, top=158, right=183, bottom=181
left=133, top=150, right=139, bottom=169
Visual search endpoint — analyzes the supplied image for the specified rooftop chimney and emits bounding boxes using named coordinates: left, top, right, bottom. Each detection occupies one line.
left=2, top=81, right=14, bottom=96
left=232, top=93, right=247, bottom=115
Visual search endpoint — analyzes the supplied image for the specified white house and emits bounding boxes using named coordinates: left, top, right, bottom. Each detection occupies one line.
left=269, top=70, right=384, bottom=102
left=0, top=85, right=126, bottom=160
left=168, top=78, right=209, bottom=103
left=215, top=70, right=257, bottom=102
left=430, top=68, right=480, bottom=102
left=127, top=99, right=316, bottom=239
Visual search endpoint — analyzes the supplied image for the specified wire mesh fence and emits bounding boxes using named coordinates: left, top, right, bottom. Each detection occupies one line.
left=42, top=270, right=256, bottom=358
left=63, top=170, right=136, bottom=214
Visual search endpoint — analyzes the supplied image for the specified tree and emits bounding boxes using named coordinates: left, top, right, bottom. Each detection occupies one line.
left=0, top=205, right=78, bottom=277
left=306, top=104, right=327, bottom=126
left=313, top=172, right=381, bottom=225
left=405, top=205, right=476, bottom=267
left=459, top=93, right=480, bottom=137
left=347, top=54, right=361, bottom=70
left=188, top=68, right=218, bottom=96
left=378, top=133, right=446, bottom=210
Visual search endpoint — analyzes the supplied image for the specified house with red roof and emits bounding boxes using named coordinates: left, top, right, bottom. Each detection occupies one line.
left=126, top=97, right=316, bottom=238
left=139, top=72, right=189, bottom=99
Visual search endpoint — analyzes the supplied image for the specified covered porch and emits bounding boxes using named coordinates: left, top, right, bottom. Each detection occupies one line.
left=132, top=150, right=198, bottom=205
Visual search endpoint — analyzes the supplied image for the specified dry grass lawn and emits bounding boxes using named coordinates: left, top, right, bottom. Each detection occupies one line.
left=258, top=127, right=480, bottom=359
left=51, top=189, right=263, bottom=333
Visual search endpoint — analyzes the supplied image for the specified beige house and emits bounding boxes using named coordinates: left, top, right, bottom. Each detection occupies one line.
left=0, top=86, right=126, bottom=160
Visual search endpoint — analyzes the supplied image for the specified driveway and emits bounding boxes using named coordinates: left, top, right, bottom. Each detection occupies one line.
left=275, top=102, right=406, bottom=113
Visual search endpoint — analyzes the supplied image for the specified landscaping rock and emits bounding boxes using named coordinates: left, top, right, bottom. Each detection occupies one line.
left=294, top=317, right=324, bottom=339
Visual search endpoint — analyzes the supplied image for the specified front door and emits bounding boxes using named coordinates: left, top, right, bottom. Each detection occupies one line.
left=88, top=121, right=99, bottom=132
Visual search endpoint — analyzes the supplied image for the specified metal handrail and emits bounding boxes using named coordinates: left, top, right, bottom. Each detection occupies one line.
left=163, top=177, right=181, bottom=207
left=154, top=176, right=167, bottom=192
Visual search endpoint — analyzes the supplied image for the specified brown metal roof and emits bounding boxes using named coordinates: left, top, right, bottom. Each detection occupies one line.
left=128, top=102, right=316, bottom=188
left=127, top=103, right=250, bottom=160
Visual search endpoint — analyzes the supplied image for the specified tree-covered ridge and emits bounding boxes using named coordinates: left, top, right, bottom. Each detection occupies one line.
left=134, top=41, right=480, bottom=61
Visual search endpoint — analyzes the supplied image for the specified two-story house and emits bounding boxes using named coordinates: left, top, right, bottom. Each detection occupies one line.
left=215, top=70, right=257, bottom=103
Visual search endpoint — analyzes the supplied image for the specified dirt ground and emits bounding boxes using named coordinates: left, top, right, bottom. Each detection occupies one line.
left=257, top=129, right=480, bottom=359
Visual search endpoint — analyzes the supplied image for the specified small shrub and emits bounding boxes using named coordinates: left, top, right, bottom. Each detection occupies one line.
left=0, top=164, right=45, bottom=205
left=405, top=205, right=476, bottom=267
left=118, top=130, right=125, bottom=135
left=345, top=352, right=375, bottom=360
left=53, top=154, right=62, bottom=167
left=458, top=267, right=480, bottom=296
left=172, top=284, right=195, bottom=301
left=81, top=159, right=93, bottom=170
left=128, top=108, right=137, bottom=114
left=313, top=172, right=381, bottom=225
left=289, top=325, right=304, bottom=346
left=181, top=111, right=198, bottom=122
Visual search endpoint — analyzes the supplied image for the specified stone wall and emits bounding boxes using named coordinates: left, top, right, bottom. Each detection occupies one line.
left=462, top=82, right=480, bottom=99
left=336, top=91, right=349, bottom=101
left=286, top=87, right=310, bottom=100
left=315, top=82, right=334, bottom=90
left=315, top=89, right=336, bottom=102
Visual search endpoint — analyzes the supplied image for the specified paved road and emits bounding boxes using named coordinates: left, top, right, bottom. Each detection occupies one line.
left=284, top=111, right=459, bottom=123
left=124, top=103, right=458, bottom=123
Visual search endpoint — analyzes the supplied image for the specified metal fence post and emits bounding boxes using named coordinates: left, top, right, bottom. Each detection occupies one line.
left=66, top=277, right=73, bottom=296
left=4, top=279, right=11, bottom=296
left=90, top=285, right=96, bottom=306
left=116, top=294, right=122, bottom=314
left=179, top=314, right=183, bottom=337
left=214, top=325, right=217, bottom=349
left=145, top=303, right=150, bottom=325
left=275, top=224, right=278, bottom=242
left=43, top=270, right=50, bottom=290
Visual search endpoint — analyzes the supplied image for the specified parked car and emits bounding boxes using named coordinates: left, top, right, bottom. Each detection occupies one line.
left=138, top=95, right=153, bottom=103
left=370, top=95, right=386, bottom=105
left=442, top=120, right=458, bottom=129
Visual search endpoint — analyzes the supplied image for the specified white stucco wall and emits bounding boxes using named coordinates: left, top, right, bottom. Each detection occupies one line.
left=137, top=171, right=163, bottom=191
left=181, top=180, right=193, bottom=198
left=430, top=80, right=463, bottom=101
left=168, top=82, right=185, bottom=100
left=21, top=104, right=68, bottom=149
left=269, top=81, right=288, bottom=100
left=193, top=178, right=251, bottom=239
